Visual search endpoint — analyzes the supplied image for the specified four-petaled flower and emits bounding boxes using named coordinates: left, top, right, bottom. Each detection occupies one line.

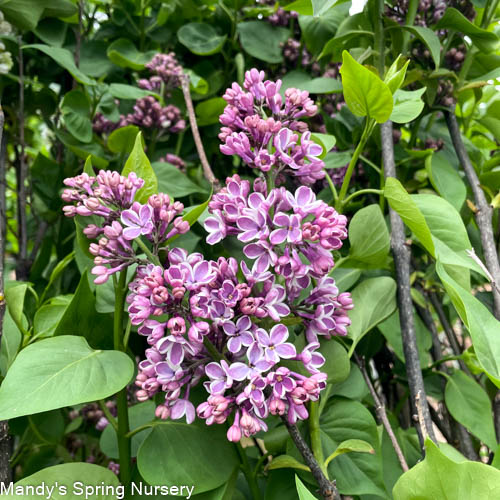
left=121, top=202, right=154, bottom=240
left=270, top=212, right=302, bottom=245
left=223, top=316, right=254, bottom=353
left=255, top=324, right=296, bottom=364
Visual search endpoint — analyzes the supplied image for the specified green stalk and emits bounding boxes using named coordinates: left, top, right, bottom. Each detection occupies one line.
left=114, top=270, right=131, bottom=486
left=309, top=401, right=328, bottom=478
left=136, top=237, right=161, bottom=266
left=342, top=188, right=383, bottom=207
left=401, top=0, right=419, bottom=55
left=235, top=441, right=262, bottom=500
left=335, top=119, right=374, bottom=212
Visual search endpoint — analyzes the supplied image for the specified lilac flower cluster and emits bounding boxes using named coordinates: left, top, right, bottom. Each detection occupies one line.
left=125, top=97, right=185, bottom=132
left=129, top=243, right=351, bottom=440
left=139, top=52, right=183, bottom=92
left=61, top=170, right=189, bottom=284
left=219, top=69, right=325, bottom=185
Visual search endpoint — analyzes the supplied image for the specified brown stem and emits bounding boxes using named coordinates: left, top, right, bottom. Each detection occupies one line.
left=0, top=107, right=12, bottom=484
left=445, top=110, right=500, bottom=320
left=282, top=419, right=340, bottom=500
left=179, top=73, right=220, bottom=191
left=381, top=120, right=436, bottom=448
left=428, top=292, right=464, bottom=357
left=74, top=1, right=83, bottom=69
left=16, top=38, right=28, bottom=281
left=354, top=354, right=409, bottom=472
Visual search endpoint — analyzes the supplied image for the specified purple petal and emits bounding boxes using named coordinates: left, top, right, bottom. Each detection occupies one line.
left=122, top=226, right=142, bottom=240
left=205, top=362, right=224, bottom=379
left=168, top=343, right=184, bottom=366
left=256, top=329, right=271, bottom=347
left=269, top=228, right=287, bottom=245
left=244, top=243, right=265, bottom=258
left=296, top=186, right=313, bottom=206
left=139, top=203, right=153, bottom=223
left=170, top=400, right=186, bottom=420
left=121, top=209, right=140, bottom=227
left=275, top=343, right=296, bottom=359
left=237, top=315, right=252, bottom=331
left=237, top=217, right=258, bottom=231
left=273, top=213, right=290, bottom=227
left=227, top=362, right=250, bottom=380
left=270, top=324, right=288, bottom=344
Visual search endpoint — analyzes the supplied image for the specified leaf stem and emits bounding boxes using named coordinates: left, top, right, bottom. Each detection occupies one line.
left=309, top=401, right=328, bottom=478
left=336, top=119, right=374, bottom=212
left=136, top=237, right=161, bottom=266
left=323, top=170, right=338, bottom=204
left=342, top=189, right=383, bottom=207
left=235, top=441, right=262, bottom=500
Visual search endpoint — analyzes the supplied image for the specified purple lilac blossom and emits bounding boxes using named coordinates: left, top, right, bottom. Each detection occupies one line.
left=219, top=68, right=325, bottom=185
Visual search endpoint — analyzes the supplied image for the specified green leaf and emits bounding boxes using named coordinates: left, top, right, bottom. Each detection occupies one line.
left=384, top=56, right=410, bottom=94
left=324, top=439, right=375, bottom=467
left=347, top=277, right=398, bottom=356
left=281, top=70, right=343, bottom=95
left=22, top=44, right=95, bottom=85
left=178, top=23, right=227, bottom=56
left=122, top=132, right=158, bottom=203
left=319, top=31, right=374, bottom=59
left=55, top=129, right=109, bottom=168
left=107, top=125, right=140, bottom=154
left=320, top=399, right=387, bottom=497
left=346, top=204, right=390, bottom=268
left=185, top=69, right=209, bottom=95
left=107, top=39, right=155, bottom=70
left=0, top=309, right=22, bottom=376
left=400, top=26, right=441, bottom=68
left=390, top=88, right=426, bottom=123
left=0, top=336, right=134, bottom=420
left=34, top=18, right=68, bottom=47
left=33, top=302, right=69, bottom=338
left=295, top=475, right=317, bottom=500
left=4, top=282, right=29, bottom=333
left=425, top=152, right=466, bottom=212
left=320, top=338, right=350, bottom=385
left=436, top=8, right=499, bottom=53
left=283, top=0, right=313, bottom=15
left=384, top=177, right=434, bottom=254
left=0, top=0, right=76, bottom=31
left=445, top=371, right=497, bottom=449
left=378, top=309, right=433, bottom=367
left=436, top=261, right=500, bottom=388
left=195, top=97, right=227, bottom=126
left=60, top=90, right=92, bottom=143
left=53, top=271, right=114, bottom=349
left=79, top=41, right=115, bottom=78
left=100, top=401, right=155, bottom=458
left=1, top=463, right=120, bottom=499
left=268, top=455, right=311, bottom=472
left=137, top=422, right=239, bottom=494
left=153, top=162, right=206, bottom=198
left=108, top=83, right=159, bottom=101
left=330, top=267, right=361, bottom=291
left=310, top=133, right=336, bottom=158
left=299, top=4, right=349, bottom=56
left=237, top=21, right=289, bottom=63
left=393, top=438, right=500, bottom=499
left=340, top=51, right=393, bottom=123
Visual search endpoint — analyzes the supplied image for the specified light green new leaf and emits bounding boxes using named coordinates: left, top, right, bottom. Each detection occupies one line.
left=390, top=88, right=426, bottom=124
left=347, top=277, right=397, bottom=355
left=340, top=51, right=393, bottom=123
left=281, top=70, right=342, bottom=95
left=347, top=204, right=390, bottom=268
left=107, top=125, right=140, bottom=154
left=178, top=23, right=227, bottom=56
left=436, top=261, right=500, bottom=388
left=310, top=133, right=336, bottom=157
left=384, top=177, right=435, bottom=253
left=295, top=476, right=318, bottom=500
left=268, top=455, right=311, bottom=472
left=445, top=371, right=497, bottom=449
left=122, top=132, right=158, bottom=203
left=324, top=439, right=375, bottom=467
left=384, top=55, right=410, bottom=94
left=283, top=0, right=313, bottom=15
left=4, top=282, right=29, bottom=333
left=393, top=438, right=500, bottom=499
left=23, top=44, right=95, bottom=85
left=108, top=83, right=159, bottom=101
left=0, top=336, right=134, bottom=419
left=1, top=463, right=119, bottom=500
left=0, top=310, right=22, bottom=376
